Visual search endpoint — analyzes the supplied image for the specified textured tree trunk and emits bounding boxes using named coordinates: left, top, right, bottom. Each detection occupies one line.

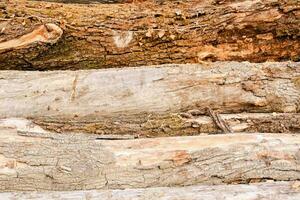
left=0, top=0, right=299, bottom=70
left=0, top=119, right=300, bottom=191
left=1, top=182, right=300, bottom=199
left=0, top=62, right=299, bottom=135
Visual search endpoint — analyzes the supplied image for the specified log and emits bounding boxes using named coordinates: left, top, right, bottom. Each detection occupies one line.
left=1, top=182, right=300, bottom=199
left=0, top=62, right=299, bottom=135
left=0, top=0, right=299, bottom=70
left=0, top=122, right=300, bottom=191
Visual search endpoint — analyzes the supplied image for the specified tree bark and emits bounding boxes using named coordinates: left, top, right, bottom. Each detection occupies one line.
left=0, top=0, right=299, bottom=70
left=34, top=0, right=126, bottom=3
left=0, top=62, right=299, bottom=135
left=0, top=120, right=300, bottom=191
left=1, top=182, right=300, bottom=199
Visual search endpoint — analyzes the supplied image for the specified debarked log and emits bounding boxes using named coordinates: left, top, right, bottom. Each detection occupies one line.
left=1, top=182, right=300, bottom=200
left=0, top=0, right=299, bottom=70
left=0, top=125, right=299, bottom=191
left=0, top=62, right=299, bottom=135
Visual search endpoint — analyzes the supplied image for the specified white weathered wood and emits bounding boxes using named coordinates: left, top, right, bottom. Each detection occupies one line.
left=1, top=182, right=300, bottom=200
left=0, top=122, right=299, bottom=191
left=1, top=62, right=299, bottom=117
left=0, top=62, right=299, bottom=135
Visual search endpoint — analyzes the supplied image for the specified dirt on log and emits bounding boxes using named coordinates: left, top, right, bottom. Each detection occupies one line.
left=0, top=0, right=299, bottom=70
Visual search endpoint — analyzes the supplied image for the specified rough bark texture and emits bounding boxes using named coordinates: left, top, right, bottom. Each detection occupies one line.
left=0, top=62, right=299, bottom=135
left=0, top=120, right=300, bottom=191
left=0, top=0, right=299, bottom=70
left=34, top=0, right=126, bottom=3
left=1, top=182, right=300, bottom=200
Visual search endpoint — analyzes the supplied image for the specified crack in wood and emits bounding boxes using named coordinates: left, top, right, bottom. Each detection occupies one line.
left=70, top=74, right=79, bottom=101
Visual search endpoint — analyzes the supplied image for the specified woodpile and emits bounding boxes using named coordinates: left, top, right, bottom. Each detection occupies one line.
left=0, top=0, right=299, bottom=198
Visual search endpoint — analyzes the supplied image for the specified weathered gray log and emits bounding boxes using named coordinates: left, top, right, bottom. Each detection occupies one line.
left=1, top=182, right=300, bottom=200
left=0, top=62, right=299, bottom=135
left=0, top=121, right=300, bottom=191
left=0, top=0, right=299, bottom=70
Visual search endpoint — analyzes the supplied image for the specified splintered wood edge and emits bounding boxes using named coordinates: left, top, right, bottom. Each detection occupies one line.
left=0, top=23, right=63, bottom=50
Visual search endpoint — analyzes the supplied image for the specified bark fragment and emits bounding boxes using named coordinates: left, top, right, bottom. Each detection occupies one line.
left=0, top=23, right=63, bottom=50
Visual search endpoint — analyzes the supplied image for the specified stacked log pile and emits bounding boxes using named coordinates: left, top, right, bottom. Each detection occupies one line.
left=0, top=0, right=299, bottom=199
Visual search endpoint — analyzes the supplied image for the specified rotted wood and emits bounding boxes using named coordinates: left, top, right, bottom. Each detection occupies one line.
left=0, top=62, right=299, bottom=136
left=2, top=112, right=300, bottom=138
left=1, top=119, right=300, bottom=191
left=0, top=0, right=299, bottom=70
left=1, top=182, right=300, bottom=199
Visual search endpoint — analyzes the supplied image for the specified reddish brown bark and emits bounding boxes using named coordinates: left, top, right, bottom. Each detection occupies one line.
left=0, top=0, right=299, bottom=70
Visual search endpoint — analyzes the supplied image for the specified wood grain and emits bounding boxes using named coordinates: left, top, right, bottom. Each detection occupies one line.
left=0, top=121, right=300, bottom=191
left=1, top=182, right=300, bottom=199
left=0, top=62, right=299, bottom=135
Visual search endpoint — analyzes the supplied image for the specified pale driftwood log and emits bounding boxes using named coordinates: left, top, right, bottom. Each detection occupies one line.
left=0, top=62, right=299, bottom=136
left=1, top=182, right=300, bottom=200
left=0, top=121, right=300, bottom=191
left=0, top=0, right=299, bottom=70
